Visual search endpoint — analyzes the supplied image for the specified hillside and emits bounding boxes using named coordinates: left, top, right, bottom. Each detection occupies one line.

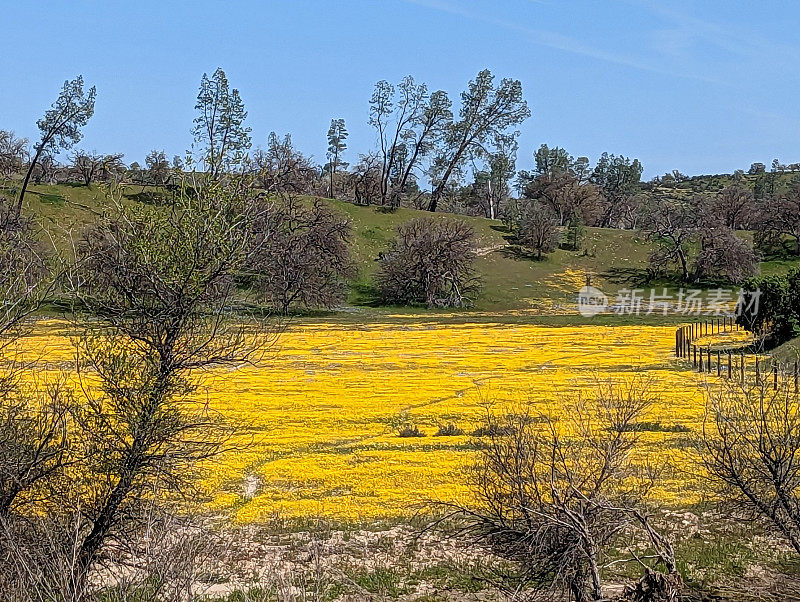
left=646, top=169, right=800, bottom=198
left=6, top=181, right=800, bottom=315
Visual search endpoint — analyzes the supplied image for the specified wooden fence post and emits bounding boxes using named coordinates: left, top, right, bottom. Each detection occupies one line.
left=728, top=351, right=732, bottom=379
left=717, top=350, right=721, bottom=376
left=774, top=366, right=778, bottom=391
left=741, top=352, right=745, bottom=383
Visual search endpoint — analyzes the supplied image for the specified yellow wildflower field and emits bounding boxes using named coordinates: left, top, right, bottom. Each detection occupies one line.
left=15, top=320, right=713, bottom=524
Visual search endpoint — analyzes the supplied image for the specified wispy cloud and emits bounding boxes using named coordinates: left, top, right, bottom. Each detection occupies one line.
left=400, top=0, right=725, bottom=84
left=623, top=0, right=800, bottom=66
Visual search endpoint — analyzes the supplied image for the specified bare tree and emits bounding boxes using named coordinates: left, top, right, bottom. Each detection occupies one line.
left=250, top=132, right=317, bottom=194
left=376, top=217, right=481, bottom=307
left=515, top=200, right=561, bottom=260
left=713, top=183, right=754, bottom=230
left=246, top=194, right=354, bottom=314
left=0, top=375, right=71, bottom=517
left=693, top=226, right=759, bottom=283
left=640, top=195, right=696, bottom=281
left=758, top=185, right=800, bottom=255
left=350, top=152, right=383, bottom=205
left=69, top=150, right=123, bottom=187
left=0, top=199, right=49, bottom=338
left=15, top=76, right=96, bottom=219
left=0, top=131, right=28, bottom=179
left=444, top=378, right=680, bottom=602
left=0, top=196, right=66, bottom=519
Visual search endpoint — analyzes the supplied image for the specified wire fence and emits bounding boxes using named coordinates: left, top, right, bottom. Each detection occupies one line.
left=675, top=317, right=799, bottom=392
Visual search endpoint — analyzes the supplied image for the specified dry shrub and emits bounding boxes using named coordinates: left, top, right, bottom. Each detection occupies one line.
left=441, top=377, right=681, bottom=602
left=376, top=216, right=480, bottom=308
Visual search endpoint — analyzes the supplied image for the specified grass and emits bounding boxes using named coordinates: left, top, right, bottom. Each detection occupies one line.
left=6, top=180, right=800, bottom=321
left=772, top=337, right=800, bottom=364
left=8, top=181, right=800, bottom=317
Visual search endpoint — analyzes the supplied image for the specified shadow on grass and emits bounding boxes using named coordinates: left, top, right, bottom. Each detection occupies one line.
left=489, top=223, right=511, bottom=234
left=759, top=241, right=800, bottom=261
left=349, top=281, right=383, bottom=307
left=124, top=190, right=172, bottom=205
left=30, top=190, right=66, bottom=206
left=600, top=266, right=652, bottom=286
left=498, top=245, right=548, bottom=262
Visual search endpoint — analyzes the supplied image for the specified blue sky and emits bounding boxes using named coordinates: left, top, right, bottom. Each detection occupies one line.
left=1, top=0, right=797, bottom=179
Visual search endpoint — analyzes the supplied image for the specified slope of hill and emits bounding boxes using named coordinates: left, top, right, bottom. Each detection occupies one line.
left=5, top=182, right=800, bottom=315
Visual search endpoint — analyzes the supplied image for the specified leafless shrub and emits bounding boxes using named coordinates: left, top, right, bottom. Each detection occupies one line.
left=0, top=504, right=232, bottom=602
left=702, top=377, right=800, bottom=556
left=693, top=227, right=760, bottom=283
left=435, top=423, right=464, bottom=436
left=514, top=199, right=561, bottom=260
left=376, top=216, right=480, bottom=308
left=246, top=194, right=354, bottom=314
left=442, top=377, right=680, bottom=602
left=0, top=512, right=90, bottom=601
left=0, top=198, right=49, bottom=340
left=398, top=424, right=425, bottom=438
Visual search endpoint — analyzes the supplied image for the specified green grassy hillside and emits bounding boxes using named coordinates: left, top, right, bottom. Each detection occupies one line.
left=5, top=182, right=800, bottom=314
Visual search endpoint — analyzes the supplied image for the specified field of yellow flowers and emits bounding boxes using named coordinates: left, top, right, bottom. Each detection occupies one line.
left=17, top=319, right=722, bottom=524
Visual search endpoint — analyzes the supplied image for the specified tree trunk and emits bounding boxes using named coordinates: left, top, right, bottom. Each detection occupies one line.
left=15, top=144, right=44, bottom=220
left=428, top=184, right=443, bottom=212
left=677, top=249, right=689, bottom=282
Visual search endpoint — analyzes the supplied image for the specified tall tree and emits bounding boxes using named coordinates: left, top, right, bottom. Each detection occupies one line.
left=326, top=118, right=348, bottom=199
left=472, top=134, right=517, bottom=219
left=15, top=76, right=96, bottom=219
left=192, top=68, right=251, bottom=179
left=591, top=152, right=643, bottom=228
left=369, top=75, right=449, bottom=205
left=427, top=70, right=529, bottom=212
left=518, top=144, right=601, bottom=226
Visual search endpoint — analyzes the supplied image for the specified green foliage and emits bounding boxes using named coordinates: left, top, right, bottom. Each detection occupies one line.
left=562, top=213, right=585, bottom=251
left=192, top=68, right=251, bottom=178
left=737, top=269, right=800, bottom=346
